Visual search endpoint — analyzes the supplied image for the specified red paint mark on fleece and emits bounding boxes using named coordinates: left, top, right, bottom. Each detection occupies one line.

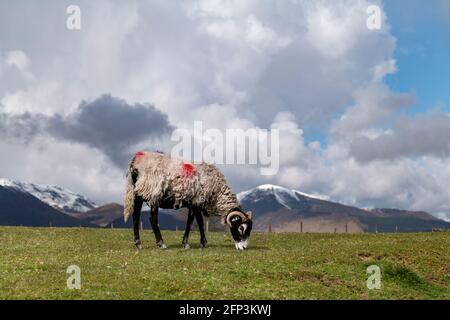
left=134, top=151, right=145, bottom=162
left=181, top=162, right=196, bottom=178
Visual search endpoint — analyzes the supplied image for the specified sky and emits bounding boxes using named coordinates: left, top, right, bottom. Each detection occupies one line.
left=384, top=0, right=450, bottom=116
left=0, top=0, right=449, bottom=221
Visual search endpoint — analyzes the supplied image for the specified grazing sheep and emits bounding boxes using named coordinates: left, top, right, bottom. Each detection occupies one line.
left=123, top=151, right=253, bottom=250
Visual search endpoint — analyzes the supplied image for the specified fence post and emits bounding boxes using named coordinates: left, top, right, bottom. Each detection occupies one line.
left=395, top=225, right=398, bottom=233
left=111, top=223, right=114, bottom=229
left=375, top=224, right=378, bottom=234
left=206, top=221, right=209, bottom=233
left=140, top=221, right=144, bottom=231
left=268, top=224, right=272, bottom=233
left=300, top=221, right=303, bottom=233
left=345, top=223, right=348, bottom=233
left=334, top=227, right=337, bottom=234
left=175, top=226, right=178, bottom=232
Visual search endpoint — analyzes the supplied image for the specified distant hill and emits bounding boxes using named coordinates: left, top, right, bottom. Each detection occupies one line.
left=371, top=208, right=439, bottom=221
left=359, top=208, right=445, bottom=233
left=237, top=184, right=450, bottom=233
left=90, top=203, right=227, bottom=232
left=0, top=186, right=95, bottom=227
left=70, top=203, right=124, bottom=227
left=95, top=204, right=188, bottom=230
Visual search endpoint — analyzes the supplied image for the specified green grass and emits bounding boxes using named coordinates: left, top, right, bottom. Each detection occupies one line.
left=0, top=226, right=449, bottom=299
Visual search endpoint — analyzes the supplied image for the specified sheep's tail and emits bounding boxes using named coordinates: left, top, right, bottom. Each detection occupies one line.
left=123, top=158, right=137, bottom=223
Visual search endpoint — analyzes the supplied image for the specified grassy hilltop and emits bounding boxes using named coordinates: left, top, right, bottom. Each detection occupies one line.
left=0, top=227, right=448, bottom=299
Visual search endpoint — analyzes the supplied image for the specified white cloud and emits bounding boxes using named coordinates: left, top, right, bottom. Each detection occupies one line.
left=373, top=58, right=397, bottom=82
left=306, top=3, right=364, bottom=59
left=331, top=83, right=414, bottom=138
left=349, top=112, right=450, bottom=162
left=0, top=138, right=124, bottom=204
left=5, top=50, right=31, bottom=72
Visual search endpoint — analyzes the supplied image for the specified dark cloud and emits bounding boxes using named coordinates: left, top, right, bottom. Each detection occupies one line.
left=0, top=111, right=46, bottom=143
left=349, top=113, right=450, bottom=163
left=0, top=95, right=173, bottom=167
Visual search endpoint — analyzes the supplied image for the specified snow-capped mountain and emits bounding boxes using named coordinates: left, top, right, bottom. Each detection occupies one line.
left=236, top=184, right=450, bottom=233
left=0, top=178, right=97, bottom=213
left=237, top=184, right=327, bottom=210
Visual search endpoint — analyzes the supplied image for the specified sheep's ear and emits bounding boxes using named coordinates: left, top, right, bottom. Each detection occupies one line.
left=246, top=211, right=253, bottom=220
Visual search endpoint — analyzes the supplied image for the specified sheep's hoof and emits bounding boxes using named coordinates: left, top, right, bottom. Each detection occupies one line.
left=134, top=240, right=142, bottom=251
left=200, top=241, right=208, bottom=249
left=156, top=241, right=167, bottom=250
left=182, top=243, right=190, bottom=250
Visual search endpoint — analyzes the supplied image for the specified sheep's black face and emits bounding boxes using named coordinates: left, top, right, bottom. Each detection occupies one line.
left=228, top=211, right=253, bottom=250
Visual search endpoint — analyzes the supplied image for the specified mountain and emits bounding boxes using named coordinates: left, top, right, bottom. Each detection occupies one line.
left=0, top=185, right=96, bottom=227
left=370, top=208, right=438, bottom=221
left=71, top=203, right=124, bottom=227
left=104, top=204, right=188, bottom=230
left=0, top=178, right=97, bottom=213
left=237, top=184, right=450, bottom=233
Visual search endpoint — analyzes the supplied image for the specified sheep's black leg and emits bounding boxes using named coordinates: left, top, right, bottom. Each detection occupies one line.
left=195, top=209, right=208, bottom=248
left=150, top=205, right=166, bottom=249
left=132, top=197, right=144, bottom=250
left=182, top=207, right=196, bottom=249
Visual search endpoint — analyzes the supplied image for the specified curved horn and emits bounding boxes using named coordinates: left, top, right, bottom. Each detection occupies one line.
left=226, top=211, right=247, bottom=226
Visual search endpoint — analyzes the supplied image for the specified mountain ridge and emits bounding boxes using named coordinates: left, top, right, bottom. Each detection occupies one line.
left=237, top=184, right=450, bottom=232
left=0, top=185, right=96, bottom=227
left=0, top=178, right=98, bottom=213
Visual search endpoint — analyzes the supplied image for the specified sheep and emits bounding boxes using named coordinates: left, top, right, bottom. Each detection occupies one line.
left=123, top=151, right=253, bottom=250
